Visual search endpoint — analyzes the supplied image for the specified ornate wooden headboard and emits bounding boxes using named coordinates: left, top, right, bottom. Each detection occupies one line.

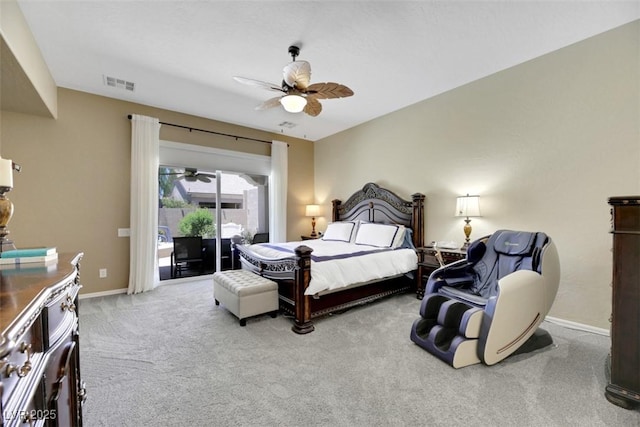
left=331, top=182, right=425, bottom=248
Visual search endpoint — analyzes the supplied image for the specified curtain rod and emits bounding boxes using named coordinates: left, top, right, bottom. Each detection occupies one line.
left=127, top=115, right=274, bottom=145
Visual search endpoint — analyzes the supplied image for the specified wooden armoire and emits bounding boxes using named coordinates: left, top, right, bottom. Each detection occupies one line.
left=605, top=196, right=640, bottom=409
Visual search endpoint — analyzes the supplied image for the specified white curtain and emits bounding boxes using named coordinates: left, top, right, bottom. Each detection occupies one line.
left=128, top=115, right=161, bottom=294
left=269, top=140, right=288, bottom=243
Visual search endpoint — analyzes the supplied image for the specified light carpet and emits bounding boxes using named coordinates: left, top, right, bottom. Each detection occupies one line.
left=79, top=279, right=640, bottom=426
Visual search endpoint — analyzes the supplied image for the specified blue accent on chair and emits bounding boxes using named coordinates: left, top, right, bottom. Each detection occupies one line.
left=410, top=229, right=560, bottom=368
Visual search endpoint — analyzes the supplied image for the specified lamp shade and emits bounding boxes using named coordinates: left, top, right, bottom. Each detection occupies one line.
left=305, top=204, right=321, bottom=217
left=280, top=95, right=307, bottom=113
left=455, top=195, right=481, bottom=217
left=0, top=159, right=13, bottom=188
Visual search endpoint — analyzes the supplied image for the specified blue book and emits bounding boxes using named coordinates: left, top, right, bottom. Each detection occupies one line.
left=0, top=253, right=58, bottom=266
left=1, top=247, right=57, bottom=258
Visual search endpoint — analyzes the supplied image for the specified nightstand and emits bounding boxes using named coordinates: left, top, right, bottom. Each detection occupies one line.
left=417, top=246, right=466, bottom=299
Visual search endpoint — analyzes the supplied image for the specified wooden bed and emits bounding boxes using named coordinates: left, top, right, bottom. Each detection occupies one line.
left=233, top=182, right=425, bottom=334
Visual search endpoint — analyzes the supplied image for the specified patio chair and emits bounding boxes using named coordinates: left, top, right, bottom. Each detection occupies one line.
left=171, top=236, right=204, bottom=278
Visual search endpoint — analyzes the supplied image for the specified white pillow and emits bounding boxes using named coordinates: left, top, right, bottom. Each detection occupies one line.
left=322, top=221, right=357, bottom=242
left=392, top=225, right=406, bottom=248
left=354, top=223, right=401, bottom=248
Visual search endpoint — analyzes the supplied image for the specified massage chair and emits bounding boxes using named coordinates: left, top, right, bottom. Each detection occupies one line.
left=410, top=230, right=560, bottom=368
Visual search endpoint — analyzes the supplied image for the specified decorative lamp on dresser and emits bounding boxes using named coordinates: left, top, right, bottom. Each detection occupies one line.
left=0, top=253, right=86, bottom=426
left=605, top=197, right=640, bottom=409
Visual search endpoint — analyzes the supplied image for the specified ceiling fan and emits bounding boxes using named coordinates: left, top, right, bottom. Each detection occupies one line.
left=233, top=45, right=354, bottom=117
left=159, top=167, right=215, bottom=183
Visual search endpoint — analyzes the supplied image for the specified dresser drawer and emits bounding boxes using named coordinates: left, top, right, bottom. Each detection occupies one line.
left=45, top=284, right=79, bottom=347
left=1, top=318, right=44, bottom=409
left=434, top=249, right=466, bottom=264
left=3, top=363, right=49, bottom=427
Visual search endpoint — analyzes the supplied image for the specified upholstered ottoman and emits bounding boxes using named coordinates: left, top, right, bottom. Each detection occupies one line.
left=213, top=270, right=279, bottom=326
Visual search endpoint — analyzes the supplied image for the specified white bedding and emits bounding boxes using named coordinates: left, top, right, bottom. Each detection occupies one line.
left=243, top=239, right=418, bottom=295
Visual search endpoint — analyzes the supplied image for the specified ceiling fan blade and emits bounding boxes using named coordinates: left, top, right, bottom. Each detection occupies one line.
left=233, top=76, right=283, bottom=92
left=196, top=175, right=212, bottom=183
left=306, top=82, right=354, bottom=100
left=283, top=61, right=311, bottom=90
left=304, top=97, right=322, bottom=117
left=255, top=96, right=283, bottom=110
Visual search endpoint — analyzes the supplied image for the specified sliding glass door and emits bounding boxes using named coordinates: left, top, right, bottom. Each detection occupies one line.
left=158, top=166, right=269, bottom=280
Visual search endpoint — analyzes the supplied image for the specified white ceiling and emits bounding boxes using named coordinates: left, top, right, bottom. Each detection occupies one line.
left=16, top=1, right=640, bottom=141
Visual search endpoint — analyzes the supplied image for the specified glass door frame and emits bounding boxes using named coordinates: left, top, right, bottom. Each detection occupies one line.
left=159, top=140, right=271, bottom=280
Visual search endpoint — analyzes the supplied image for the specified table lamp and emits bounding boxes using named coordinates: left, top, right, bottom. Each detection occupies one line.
left=305, top=204, right=321, bottom=238
left=0, top=158, right=20, bottom=252
left=455, top=194, right=481, bottom=249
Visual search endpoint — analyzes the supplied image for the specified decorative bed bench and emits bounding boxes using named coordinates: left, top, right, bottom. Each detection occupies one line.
left=213, top=270, right=279, bottom=326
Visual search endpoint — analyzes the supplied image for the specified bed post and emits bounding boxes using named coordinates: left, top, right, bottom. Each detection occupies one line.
left=411, top=193, right=425, bottom=248
left=332, top=199, right=341, bottom=222
left=292, top=245, right=314, bottom=334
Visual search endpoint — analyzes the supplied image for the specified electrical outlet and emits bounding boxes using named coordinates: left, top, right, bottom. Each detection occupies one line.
left=99, top=268, right=107, bottom=278
left=118, top=228, right=131, bottom=237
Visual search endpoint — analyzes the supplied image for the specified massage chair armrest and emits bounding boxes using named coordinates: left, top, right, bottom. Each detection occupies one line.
left=479, top=269, right=547, bottom=365
left=425, top=259, right=471, bottom=294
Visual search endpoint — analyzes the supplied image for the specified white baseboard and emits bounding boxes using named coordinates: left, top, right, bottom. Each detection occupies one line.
left=79, top=274, right=214, bottom=299
left=79, top=288, right=127, bottom=300
left=156, top=274, right=213, bottom=287
left=545, top=315, right=610, bottom=337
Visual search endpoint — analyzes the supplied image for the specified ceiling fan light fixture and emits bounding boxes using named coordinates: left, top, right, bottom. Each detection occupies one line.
left=280, top=94, right=307, bottom=113
left=235, top=45, right=353, bottom=117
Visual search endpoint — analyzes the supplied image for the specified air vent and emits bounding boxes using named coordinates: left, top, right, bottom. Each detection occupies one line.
left=103, top=75, right=135, bottom=92
left=278, top=121, right=297, bottom=129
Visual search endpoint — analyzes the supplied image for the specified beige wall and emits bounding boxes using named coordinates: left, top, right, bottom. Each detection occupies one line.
left=0, top=0, right=57, bottom=117
left=1, top=88, right=313, bottom=294
left=315, top=21, right=640, bottom=330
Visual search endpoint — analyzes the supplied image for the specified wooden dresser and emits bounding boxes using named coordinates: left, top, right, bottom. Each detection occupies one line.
left=0, top=253, right=85, bottom=426
left=605, top=197, right=640, bottom=409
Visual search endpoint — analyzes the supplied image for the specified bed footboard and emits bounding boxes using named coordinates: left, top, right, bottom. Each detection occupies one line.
left=232, top=242, right=316, bottom=334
